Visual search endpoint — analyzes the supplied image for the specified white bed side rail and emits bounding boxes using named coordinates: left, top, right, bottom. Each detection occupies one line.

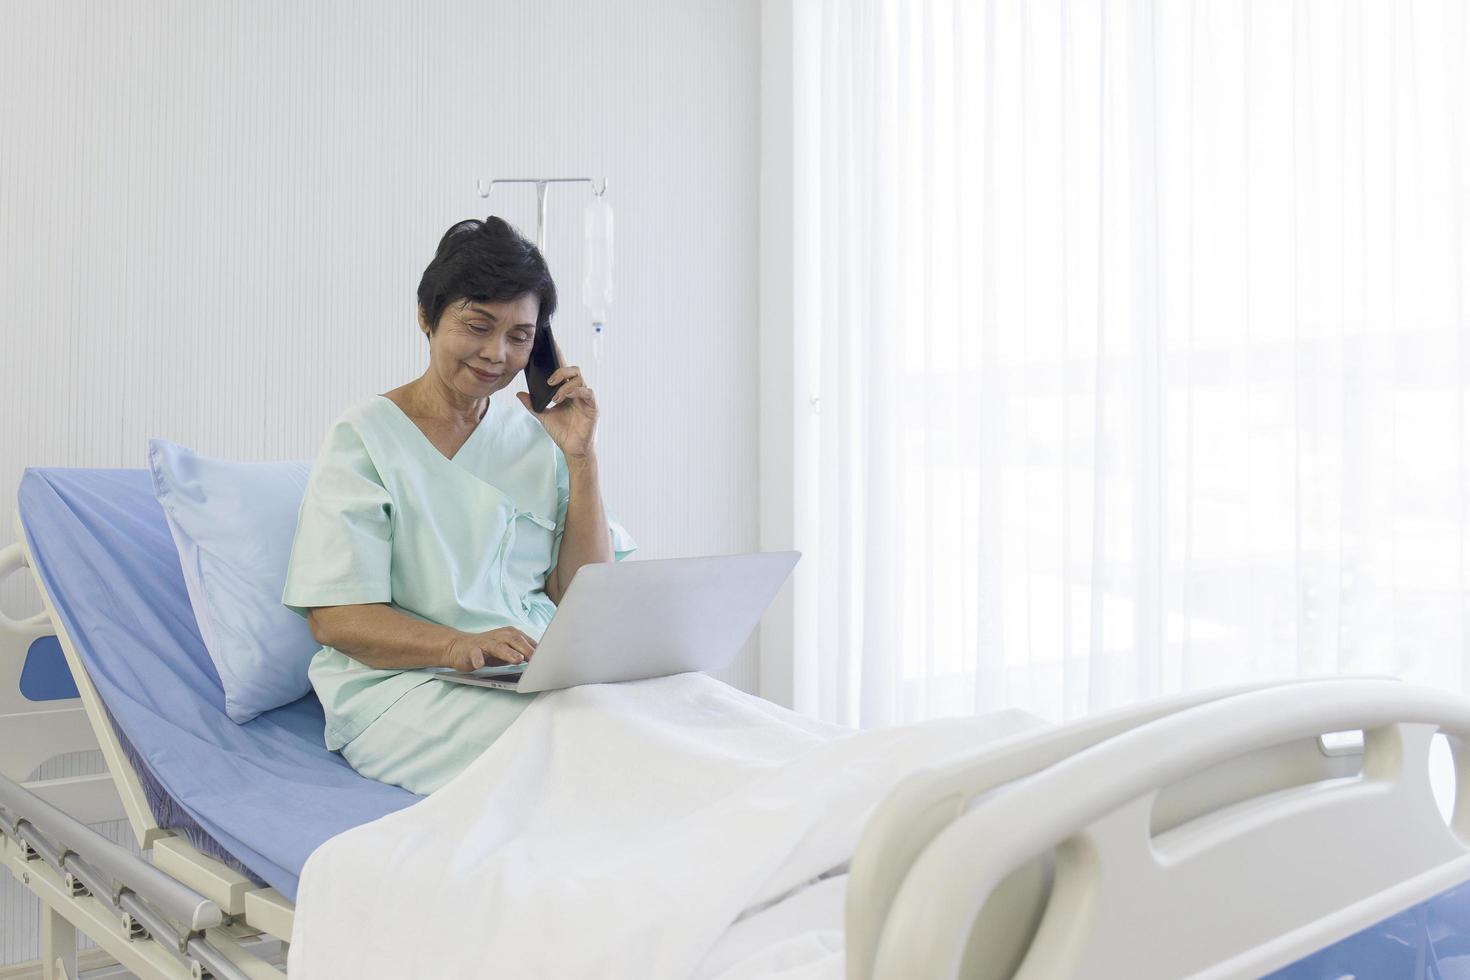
left=0, top=772, right=223, bottom=931
left=0, top=539, right=124, bottom=826
left=844, top=674, right=1381, bottom=980
left=872, top=678, right=1470, bottom=980
left=0, top=774, right=262, bottom=980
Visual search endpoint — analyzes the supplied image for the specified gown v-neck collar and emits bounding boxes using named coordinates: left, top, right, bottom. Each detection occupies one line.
left=375, top=393, right=494, bottom=464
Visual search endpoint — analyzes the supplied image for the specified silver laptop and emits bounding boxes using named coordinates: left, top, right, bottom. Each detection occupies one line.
left=426, top=551, right=800, bottom=693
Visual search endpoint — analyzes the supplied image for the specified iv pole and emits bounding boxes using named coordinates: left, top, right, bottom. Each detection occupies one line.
left=475, top=177, right=609, bottom=252
left=475, top=176, right=611, bottom=391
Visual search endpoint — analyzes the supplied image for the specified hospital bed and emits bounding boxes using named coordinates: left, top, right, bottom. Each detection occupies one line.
left=2, top=464, right=1469, bottom=979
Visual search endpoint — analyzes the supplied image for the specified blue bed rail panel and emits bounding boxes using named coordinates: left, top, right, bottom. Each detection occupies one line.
left=1264, top=876, right=1470, bottom=979
left=19, top=634, right=79, bottom=702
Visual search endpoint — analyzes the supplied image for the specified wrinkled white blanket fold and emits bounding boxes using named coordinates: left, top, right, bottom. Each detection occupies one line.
left=288, top=673, right=1042, bottom=979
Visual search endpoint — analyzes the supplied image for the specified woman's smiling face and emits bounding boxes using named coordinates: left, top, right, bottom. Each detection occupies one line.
left=419, top=294, right=541, bottom=401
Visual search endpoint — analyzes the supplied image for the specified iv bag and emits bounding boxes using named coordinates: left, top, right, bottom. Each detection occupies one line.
left=582, top=196, right=614, bottom=335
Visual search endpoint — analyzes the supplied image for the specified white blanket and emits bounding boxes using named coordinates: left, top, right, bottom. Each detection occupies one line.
left=288, top=673, right=1043, bottom=979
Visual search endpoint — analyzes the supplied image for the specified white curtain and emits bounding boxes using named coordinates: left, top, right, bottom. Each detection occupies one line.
left=789, top=0, right=1470, bottom=728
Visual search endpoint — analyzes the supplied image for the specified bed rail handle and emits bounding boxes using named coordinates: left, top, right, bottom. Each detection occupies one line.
left=846, top=674, right=1393, bottom=980
left=873, top=678, right=1470, bottom=980
left=0, top=542, right=52, bottom=634
left=0, top=769, right=224, bottom=931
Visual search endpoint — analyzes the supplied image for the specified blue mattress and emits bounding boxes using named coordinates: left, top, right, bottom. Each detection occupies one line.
left=17, top=467, right=420, bottom=902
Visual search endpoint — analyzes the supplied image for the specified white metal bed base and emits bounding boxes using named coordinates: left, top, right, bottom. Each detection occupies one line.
left=1, top=513, right=290, bottom=979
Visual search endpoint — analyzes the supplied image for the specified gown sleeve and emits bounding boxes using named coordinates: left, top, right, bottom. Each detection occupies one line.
left=281, top=417, right=394, bottom=617
left=548, top=447, right=638, bottom=572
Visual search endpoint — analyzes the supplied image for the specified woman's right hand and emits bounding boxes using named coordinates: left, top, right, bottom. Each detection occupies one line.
left=444, top=627, right=538, bottom=672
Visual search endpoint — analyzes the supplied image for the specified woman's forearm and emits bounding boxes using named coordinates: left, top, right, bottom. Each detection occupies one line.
left=308, top=603, right=459, bottom=670
left=551, top=452, right=613, bottom=602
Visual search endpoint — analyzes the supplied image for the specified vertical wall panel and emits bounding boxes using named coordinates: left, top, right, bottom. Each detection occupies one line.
left=0, top=0, right=760, bottom=962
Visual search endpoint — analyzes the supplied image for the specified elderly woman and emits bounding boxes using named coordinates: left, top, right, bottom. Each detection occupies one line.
left=282, top=217, right=636, bottom=795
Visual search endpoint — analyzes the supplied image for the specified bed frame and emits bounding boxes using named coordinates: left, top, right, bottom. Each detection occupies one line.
left=5, top=498, right=1470, bottom=979
left=844, top=675, right=1372, bottom=979
left=861, top=676, right=1470, bottom=978
left=1, top=513, right=289, bottom=980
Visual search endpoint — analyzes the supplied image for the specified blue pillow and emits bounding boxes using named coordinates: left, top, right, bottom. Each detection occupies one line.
left=147, top=438, right=315, bottom=723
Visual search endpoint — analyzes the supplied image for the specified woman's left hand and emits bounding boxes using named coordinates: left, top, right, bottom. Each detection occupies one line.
left=516, top=338, right=597, bottom=460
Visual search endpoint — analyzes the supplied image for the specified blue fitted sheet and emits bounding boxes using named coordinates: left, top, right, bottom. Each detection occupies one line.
left=17, top=467, right=420, bottom=902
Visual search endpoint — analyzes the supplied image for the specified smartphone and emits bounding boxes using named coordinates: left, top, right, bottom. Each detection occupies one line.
left=524, top=322, right=563, bottom=413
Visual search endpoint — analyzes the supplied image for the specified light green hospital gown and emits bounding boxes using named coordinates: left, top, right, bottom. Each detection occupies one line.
left=281, top=393, right=637, bottom=794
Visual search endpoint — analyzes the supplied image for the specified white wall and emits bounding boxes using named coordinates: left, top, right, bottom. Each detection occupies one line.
left=0, top=0, right=761, bottom=964
left=757, top=0, right=800, bottom=710
left=0, top=0, right=761, bottom=673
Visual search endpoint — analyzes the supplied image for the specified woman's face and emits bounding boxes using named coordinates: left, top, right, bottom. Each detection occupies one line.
left=419, top=294, right=540, bottom=403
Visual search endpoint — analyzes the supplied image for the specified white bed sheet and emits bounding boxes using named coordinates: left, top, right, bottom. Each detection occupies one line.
left=694, top=872, right=848, bottom=980
left=287, top=672, right=1042, bottom=979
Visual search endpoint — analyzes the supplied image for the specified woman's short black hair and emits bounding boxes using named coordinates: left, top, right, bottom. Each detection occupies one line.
left=416, top=216, right=558, bottom=337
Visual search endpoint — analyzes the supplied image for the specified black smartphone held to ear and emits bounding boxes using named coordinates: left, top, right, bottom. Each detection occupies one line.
left=524, top=322, right=563, bottom=413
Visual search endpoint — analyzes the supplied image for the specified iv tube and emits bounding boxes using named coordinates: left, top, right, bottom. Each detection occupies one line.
left=582, top=195, right=614, bottom=379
